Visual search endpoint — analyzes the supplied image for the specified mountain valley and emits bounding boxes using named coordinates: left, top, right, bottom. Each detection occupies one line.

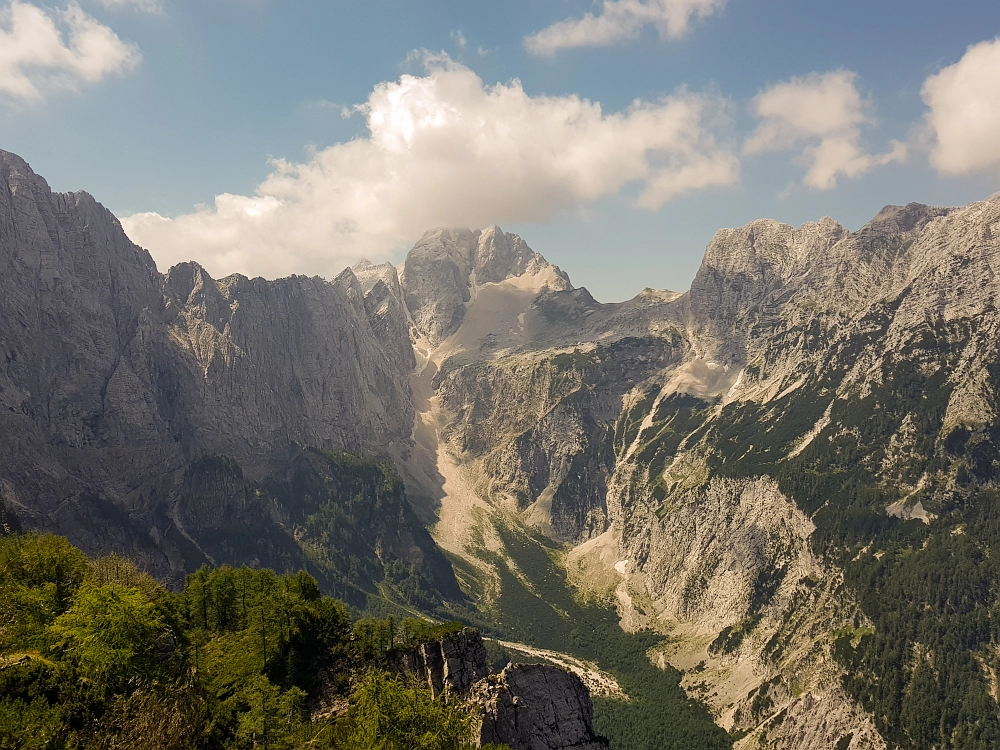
left=2, top=148, right=999, bottom=749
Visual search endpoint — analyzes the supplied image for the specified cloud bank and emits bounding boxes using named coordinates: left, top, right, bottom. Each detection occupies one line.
left=525, top=0, right=725, bottom=56
left=922, top=36, right=1000, bottom=176
left=123, top=55, right=739, bottom=280
left=0, top=0, right=140, bottom=101
left=96, top=0, right=162, bottom=13
left=744, top=70, right=906, bottom=190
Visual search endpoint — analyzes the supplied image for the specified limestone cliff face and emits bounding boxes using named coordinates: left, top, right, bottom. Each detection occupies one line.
left=401, top=235, right=689, bottom=546
left=0, top=150, right=437, bottom=597
left=412, top=196, right=1000, bottom=749
left=401, top=226, right=571, bottom=346
left=606, top=474, right=885, bottom=749
left=687, top=216, right=847, bottom=363
left=393, top=628, right=490, bottom=700
left=160, top=261, right=415, bottom=473
left=591, top=198, right=999, bottom=748
left=0, top=150, right=177, bottom=560
left=391, top=630, right=609, bottom=750
left=6, top=145, right=1000, bottom=749
left=433, top=336, right=683, bottom=542
left=687, top=200, right=989, bottom=410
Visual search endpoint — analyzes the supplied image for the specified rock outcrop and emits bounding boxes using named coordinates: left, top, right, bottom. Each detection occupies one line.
left=393, top=628, right=490, bottom=700
left=472, top=664, right=609, bottom=750
left=392, top=630, right=609, bottom=750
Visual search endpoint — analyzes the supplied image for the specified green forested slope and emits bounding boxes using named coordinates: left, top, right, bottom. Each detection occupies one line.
left=448, top=522, right=734, bottom=750
left=0, top=532, right=499, bottom=750
left=621, top=310, right=1000, bottom=749
left=159, top=447, right=463, bottom=612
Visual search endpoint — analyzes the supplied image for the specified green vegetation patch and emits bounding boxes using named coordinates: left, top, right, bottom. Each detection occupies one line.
left=455, top=519, right=733, bottom=750
left=0, top=533, right=501, bottom=750
left=697, top=310, right=1000, bottom=749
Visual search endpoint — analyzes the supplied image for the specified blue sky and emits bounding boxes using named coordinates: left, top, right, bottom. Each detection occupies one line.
left=3, top=1, right=1000, bottom=300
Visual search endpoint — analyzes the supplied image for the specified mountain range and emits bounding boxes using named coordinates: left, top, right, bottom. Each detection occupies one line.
left=2, top=148, right=998, bottom=750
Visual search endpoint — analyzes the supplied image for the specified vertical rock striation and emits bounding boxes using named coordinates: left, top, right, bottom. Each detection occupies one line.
left=473, top=664, right=609, bottom=750
left=0, top=150, right=432, bottom=594
left=393, top=628, right=490, bottom=700
left=391, top=629, right=610, bottom=749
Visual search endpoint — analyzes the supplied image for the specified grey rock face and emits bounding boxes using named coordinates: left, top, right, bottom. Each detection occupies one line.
left=0, top=150, right=422, bottom=587
left=351, top=259, right=414, bottom=363
left=160, top=262, right=415, bottom=472
left=401, top=226, right=571, bottom=346
left=414, top=197, right=1000, bottom=749
left=606, top=472, right=886, bottom=747
left=391, top=630, right=608, bottom=750
left=393, top=628, right=490, bottom=700
left=434, top=336, right=683, bottom=542
left=687, top=216, right=847, bottom=363
left=351, top=258, right=402, bottom=296
left=611, top=476, right=819, bottom=632
left=473, top=664, right=609, bottom=750
left=0, top=150, right=176, bottom=562
left=8, top=145, right=1000, bottom=750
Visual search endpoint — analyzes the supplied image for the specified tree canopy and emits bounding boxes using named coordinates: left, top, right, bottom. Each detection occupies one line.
left=0, top=533, right=505, bottom=750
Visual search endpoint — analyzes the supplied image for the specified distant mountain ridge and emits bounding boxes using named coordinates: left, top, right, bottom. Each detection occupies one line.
left=3, top=147, right=1000, bottom=750
left=386, top=190, right=1000, bottom=749
left=0, top=150, right=450, bottom=604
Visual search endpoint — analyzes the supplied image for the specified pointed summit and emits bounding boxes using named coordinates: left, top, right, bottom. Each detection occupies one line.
left=401, top=226, right=570, bottom=346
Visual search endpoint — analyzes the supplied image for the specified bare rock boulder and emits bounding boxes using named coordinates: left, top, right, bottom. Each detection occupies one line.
left=472, top=664, right=609, bottom=750
left=393, top=628, right=490, bottom=701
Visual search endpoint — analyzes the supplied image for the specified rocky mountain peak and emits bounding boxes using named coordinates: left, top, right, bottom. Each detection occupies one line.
left=331, top=265, right=368, bottom=305
left=352, top=258, right=403, bottom=296
left=862, top=201, right=951, bottom=236
left=473, top=225, right=571, bottom=288
left=392, top=628, right=491, bottom=701
left=698, top=216, right=847, bottom=284
left=164, top=260, right=215, bottom=303
left=401, top=225, right=571, bottom=346
left=686, top=215, right=847, bottom=361
left=389, top=629, right=609, bottom=749
left=0, top=149, right=35, bottom=188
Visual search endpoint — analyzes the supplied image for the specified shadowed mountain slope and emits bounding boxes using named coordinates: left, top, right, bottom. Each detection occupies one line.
left=0, top=150, right=456, bottom=607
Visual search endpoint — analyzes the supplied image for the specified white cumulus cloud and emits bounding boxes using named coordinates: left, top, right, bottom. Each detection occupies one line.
left=525, top=0, right=725, bottom=57
left=96, top=0, right=162, bottom=13
left=921, top=36, right=1000, bottom=176
left=744, top=70, right=906, bottom=190
left=122, top=54, right=739, bottom=280
left=0, top=0, right=140, bottom=101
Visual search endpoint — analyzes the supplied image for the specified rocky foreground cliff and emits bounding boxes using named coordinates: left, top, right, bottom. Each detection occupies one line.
left=387, top=628, right=610, bottom=750
left=3, top=147, right=999, bottom=749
